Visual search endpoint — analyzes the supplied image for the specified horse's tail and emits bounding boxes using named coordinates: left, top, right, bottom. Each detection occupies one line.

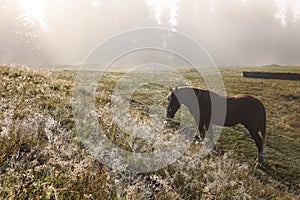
left=259, top=103, right=266, bottom=143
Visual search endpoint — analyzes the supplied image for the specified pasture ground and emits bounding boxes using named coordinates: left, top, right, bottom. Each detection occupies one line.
left=0, top=65, right=299, bottom=199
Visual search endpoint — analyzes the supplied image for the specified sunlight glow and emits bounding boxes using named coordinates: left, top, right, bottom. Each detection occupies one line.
left=240, top=0, right=248, bottom=6
left=17, top=0, right=48, bottom=30
left=209, top=0, right=215, bottom=12
left=147, top=0, right=179, bottom=30
left=91, top=0, right=101, bottom=7
left=274, top=0, right=300, bottom=26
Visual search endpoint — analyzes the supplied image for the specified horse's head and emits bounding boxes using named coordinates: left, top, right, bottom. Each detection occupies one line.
left=166, top=87, right=181, bottom=118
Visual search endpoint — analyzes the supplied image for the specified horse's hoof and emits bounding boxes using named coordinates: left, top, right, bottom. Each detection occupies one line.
left=202, top=141, right=216, bottom=152
left=255, top=163, right=263, bottom=169
left=212, top=143, right=217, bottom=150
left=256, top=155, right=264, bottom=167
left=255, top=161, right=264, bottom=169
left=195, top=135, right=203, bottom=142
left=200, top=132, right=205, bottom=141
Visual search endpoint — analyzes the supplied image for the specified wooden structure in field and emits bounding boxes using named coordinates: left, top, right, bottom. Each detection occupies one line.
left=242, top=71, right=300, bottom=80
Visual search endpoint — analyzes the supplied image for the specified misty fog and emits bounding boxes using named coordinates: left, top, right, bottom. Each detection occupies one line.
left=0, top=0, right=300, bottom=67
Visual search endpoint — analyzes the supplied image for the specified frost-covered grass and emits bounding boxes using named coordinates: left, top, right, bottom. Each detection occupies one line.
left=0, top=66, right=115, bottom=199
left=0, top=65, right=299, bottom=199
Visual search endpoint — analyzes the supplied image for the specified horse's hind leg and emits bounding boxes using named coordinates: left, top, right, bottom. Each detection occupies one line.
left=248, top=128, right=264, bottom=166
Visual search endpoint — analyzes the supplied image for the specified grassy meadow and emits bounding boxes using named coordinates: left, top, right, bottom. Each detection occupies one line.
left=0, top=65, right=299, bottom=199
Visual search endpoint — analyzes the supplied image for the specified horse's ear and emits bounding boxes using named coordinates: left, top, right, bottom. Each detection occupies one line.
left=175, top=86, right=178, bottom=90
left=169, top=86, right=173, bottom=91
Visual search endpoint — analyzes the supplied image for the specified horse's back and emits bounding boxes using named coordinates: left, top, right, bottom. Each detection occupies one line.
left=226, top=94, right=265, bottom=128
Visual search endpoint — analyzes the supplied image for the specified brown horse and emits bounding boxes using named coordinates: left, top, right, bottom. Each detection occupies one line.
left=166, top=86, right=266, bottom=165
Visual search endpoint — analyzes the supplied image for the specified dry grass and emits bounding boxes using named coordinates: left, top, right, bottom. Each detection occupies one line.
left=0, top=65, right=299, bottom=199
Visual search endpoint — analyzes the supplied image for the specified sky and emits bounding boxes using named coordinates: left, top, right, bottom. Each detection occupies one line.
left=0, top=0, right=300, bottom=67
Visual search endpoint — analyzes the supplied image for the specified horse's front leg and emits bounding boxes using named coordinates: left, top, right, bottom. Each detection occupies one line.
left=201, top=124, right=216, bottom=151
left=199, top=128, right=205, bottom=141
left=197, top=122, right=205, bottom=141
left=207, top=125, right=217, bottom=151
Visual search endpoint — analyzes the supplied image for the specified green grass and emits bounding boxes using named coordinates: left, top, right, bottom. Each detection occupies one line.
left=0, top=65, right=299, bottom=199
left=219, top=67, right=300, bottom=189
